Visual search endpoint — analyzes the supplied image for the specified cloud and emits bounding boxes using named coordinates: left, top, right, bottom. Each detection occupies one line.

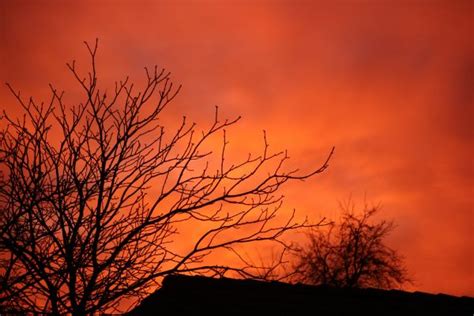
left=1, top=0, right=472, bottom=296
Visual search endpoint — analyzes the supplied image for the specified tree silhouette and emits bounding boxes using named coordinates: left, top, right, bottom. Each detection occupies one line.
left=0, top=41, right=333, bottom=314
left=293, top=203, right=410, bottom=289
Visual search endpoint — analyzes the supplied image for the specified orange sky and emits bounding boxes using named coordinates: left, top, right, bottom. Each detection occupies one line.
left=1, top=0, right=472, bottom=296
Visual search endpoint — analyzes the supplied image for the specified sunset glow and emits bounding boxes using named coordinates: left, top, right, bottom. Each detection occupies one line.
left=1, top=0, right=472, bottom=297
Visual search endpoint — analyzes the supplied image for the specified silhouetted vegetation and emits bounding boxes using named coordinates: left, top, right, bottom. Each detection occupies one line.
left=0, top=41, right=333, bottom=314
left=293, top=203, right=410, bottom=289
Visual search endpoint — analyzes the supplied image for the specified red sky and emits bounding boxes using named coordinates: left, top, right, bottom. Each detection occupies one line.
left=1, top=0, right=472, bottom=296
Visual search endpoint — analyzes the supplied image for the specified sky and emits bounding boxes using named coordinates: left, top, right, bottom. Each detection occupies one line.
left=0, top=0, right=472, bottom=296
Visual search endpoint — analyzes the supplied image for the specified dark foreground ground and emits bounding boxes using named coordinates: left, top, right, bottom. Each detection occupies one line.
left=128, top=274, right=473, bottom=315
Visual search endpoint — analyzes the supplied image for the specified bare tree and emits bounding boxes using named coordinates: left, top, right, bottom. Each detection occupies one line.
left=293, top=202, right=410, bottom=289
left=0, top=41, right=333, bottom=314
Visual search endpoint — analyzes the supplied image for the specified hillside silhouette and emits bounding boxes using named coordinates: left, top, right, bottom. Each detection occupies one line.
left=128, top=274, right=473, bottom=315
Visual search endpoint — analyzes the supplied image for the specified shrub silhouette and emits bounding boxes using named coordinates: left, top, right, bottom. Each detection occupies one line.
left=293, top=203, right=410, bottom=289
left=0, top=41, right=333, bottom=314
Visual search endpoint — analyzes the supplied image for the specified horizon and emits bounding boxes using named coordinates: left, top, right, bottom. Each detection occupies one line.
left=0, top=0, right=472, bottom=301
